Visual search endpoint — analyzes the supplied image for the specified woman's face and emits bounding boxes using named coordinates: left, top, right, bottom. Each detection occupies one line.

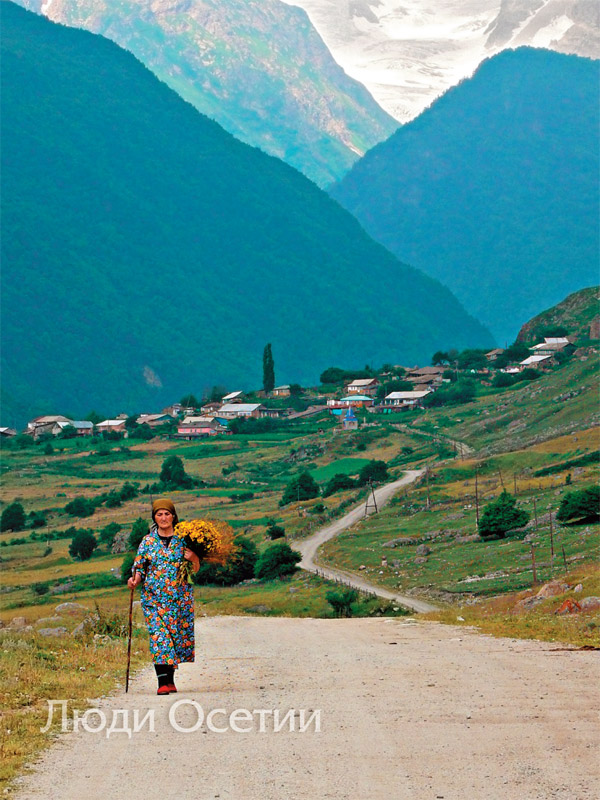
left=155, top=509, right=174, bottom=531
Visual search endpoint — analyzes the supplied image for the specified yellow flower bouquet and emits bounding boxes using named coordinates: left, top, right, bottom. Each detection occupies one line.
left=174, top=518, right=235, bottom=585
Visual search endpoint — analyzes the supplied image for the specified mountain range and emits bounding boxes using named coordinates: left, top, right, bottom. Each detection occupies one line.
left=12, top=0, right=397, bottom=187
left=330, top=47, right=600, bottom=343
left=282, top=0, right=599, bottom=121
left=0, top=2, right=492, bottom=425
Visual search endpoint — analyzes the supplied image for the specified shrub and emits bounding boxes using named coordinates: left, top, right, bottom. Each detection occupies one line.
left=1, top=502, right=26, bottom=532
left=323, top=473, right=356, bottom=497
left=104, top=491, right=122, bottom=508
left=280, top=471, right=319, bottom=505
left=99, top=522, right=121, bottom=548
left=33, top=582, right=50, bottom=596
left=254, top=541, right=301, bottom=580
left=492, top=372, right=516, bottom=388
left=69, top=529, right=97, bottom=560
left=193, top=537, right=258, bottom=586
left=128, top=517, right=149, bottom=551
left=479, top=490, right=530, bottom=540
left=121, top=553, right=135, bottom=584
left=326, top=588, right=358, bottom=617
left=29, top=511, right=47, bottom=528
left=423, top=380, right=476, bottom=407
left=266, top=524, right=285, bottom=540
left=65, top=497, right=95, bottom=517
left=119, top=482, right=138, bottom=501
left=556, top=486, right=600, bottom=523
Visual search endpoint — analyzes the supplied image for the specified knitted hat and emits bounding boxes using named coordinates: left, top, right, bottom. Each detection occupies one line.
left=151, top=497, right=178, bottom=526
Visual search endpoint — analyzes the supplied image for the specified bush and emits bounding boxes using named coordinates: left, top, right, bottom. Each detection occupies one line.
left=323, top=473, right=356, bottom=497
left=119, top=482, right=138, bottom=501
left=104, top=491, right=122, bottom=508
left=254, top=541, right=301, bottom=580
left=65, top=497, right=96, bottom=517
left=266, top=524, right=285, bottom=540
left=423, top=380, right=476, bottom=408
left=556, top=486, right=600, bottom=523
left=1, top=502, right=26, bottom=532
left=280, top=471, right=320, bottom=505
left=121, top=553, right=135, bottom=584
left=128, top=517, right=149, bottom=551
left=358, top=460, right=388, bottom=486
left=160, top=455, right=193, bottom=489
left=326, top=588, right=358, bottom=617
left=29, top=511, right=47, bottom=528
left=479, top=490, right=530, bottom=540
left=69, top=529, right=97, bottom=560
left=492, top=372, right=516, bottom=388
left=99, top=522, right=121, bottom=548
left=193, top=537, right=258, bottom=586
left=33, top=582, right=50, bottom=596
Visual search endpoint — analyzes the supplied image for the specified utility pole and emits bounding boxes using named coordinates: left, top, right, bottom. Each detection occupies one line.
left=498, top=469, right=505, bottom=489
left=513, top=472, right=517, bottom=496
left=474, top=468, right=480, bottom=530
left=530, top=544, right=538, bottom=586
left=365, top=478, right=378, bottom=517
left=425, top=466, right=431, bottom=510
left=533, top=497, right=538, bottom=531
left=549, top=506, right=555, bottom=559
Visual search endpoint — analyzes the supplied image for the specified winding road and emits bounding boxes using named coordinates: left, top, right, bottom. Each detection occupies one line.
left=296, top=470, right=438, bottom=613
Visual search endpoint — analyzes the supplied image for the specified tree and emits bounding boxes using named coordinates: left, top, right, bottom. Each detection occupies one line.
left=85, top=411, right=103, bottom=425
left=358, top=460, right=388, bottom=486
left=326, top=588, right=358, bottom=617
left=431, top=351, right=450, bottom=366
left=457, top=349, right=487, bottom=371
left=180, top=393, right=200, bottom=408
left=494, top=342, right=530, bottom=369
left=263, top=343, right=275, bottom=393
left=280, top=471, right=319, bottom=505
left=29, top=511, right=47, bottom=528
left=119, top=482, right=138, bottom=501
left=254, top=541, right=301, bottom=580
left=319, top=367, right=347, bottom=385
left=423, top=380, right=476, bottom=407
left=1, top=501, right=26, bottom=531
left=266, top=523, right=286, bottom=540
left=64, top=497, right=95, bottom=517
left=160, top=454, right=193, bottom=489
left=128, top=517, right=149, bottom=550
left=99, top=522, right=121, bottom=548
left=69, top=529, right=97, bottom=560
left=323, top=473, right=356, bottom=497
left=289, top=383, right=303, bottom=396
left=193, top=536, right=258, bottom=586
left=376, top=378, right=412, bottom=400
left=556, top=486, right=599, bottom=523
left=478, top=490, right=530, bottom=540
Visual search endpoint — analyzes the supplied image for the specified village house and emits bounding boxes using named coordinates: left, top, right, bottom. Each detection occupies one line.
left=519, top=354, right=554, bottom=370
left=96, top=419, right=128, bottom=434
left=217, top=403, right=264, bottom=420
left=26, top=415, right=73, bottom=439
left=0, top=427, right=17, bottom=438
left=222, top=391, right=245, bottom=404
left=260, top=407, right=289, bottom=419
left=345, top=378, right=379, bottom=396
left=530, top=337, right=575, bottom=357
left=53, top=420, right=94, bottom=436
left=200, top=402, right=222, bottom=415
left=378, top=390, right=431, bottom=411
left=405, top=366, right=445, bottom=386
left=485, top=348, right=504, bottom=362
left=272, top=385, right=291, bottom=397
left=327, top=395, right=374, bottom=414
left=177, top=416, right=227, bottom=439
left=136, top=413, right=173, bottom=428
left=162, top=403, right=183, bottom=417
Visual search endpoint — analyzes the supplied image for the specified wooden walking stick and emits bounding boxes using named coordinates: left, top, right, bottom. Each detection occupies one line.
left=125, top=568, right=136, bottom=694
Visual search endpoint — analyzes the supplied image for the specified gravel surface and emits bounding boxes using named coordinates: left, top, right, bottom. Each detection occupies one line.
left=14, top=616, right=599, bottom=800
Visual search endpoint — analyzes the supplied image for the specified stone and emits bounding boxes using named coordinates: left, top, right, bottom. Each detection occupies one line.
left=455, top=534, right=479, bottom=544
left=34, top=616, right=63, bottom=628
left=414, top=556, right=428, bottom=565
left=111, top=530, right=130, bottom=555
left=93, top=634, right=112, bottom=645
left=37, top=627, right=68, bottom=637
left=535, top=581, right=570, bottom=599
left=289, top=587, right=298, bottom=593
left=514, top=595, right=544, bottom=612
left=55, top=602, right=88, bottom=616
left=8, top=616, right=26, bottom=629
left=573, top=584, right=583, bottom=593
left=416, top=544, right=431, bottom=556
left=245, top=604, right=271, bottom=614
left=580, top=596, right=600, bottom=611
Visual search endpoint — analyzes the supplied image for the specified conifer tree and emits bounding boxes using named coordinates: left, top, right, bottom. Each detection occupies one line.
left=262, top=343, right=275, bottom=393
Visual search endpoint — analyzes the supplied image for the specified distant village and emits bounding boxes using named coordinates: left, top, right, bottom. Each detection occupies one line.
left=0, top=337, right=581, bottom=441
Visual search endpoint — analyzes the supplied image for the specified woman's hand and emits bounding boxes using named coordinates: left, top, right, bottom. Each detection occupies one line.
left=184, top=548, right=200, bottom=572
left=127, top=573, right=143, bottom=590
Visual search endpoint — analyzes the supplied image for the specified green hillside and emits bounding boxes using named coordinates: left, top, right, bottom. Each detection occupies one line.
left=0, top=2, right=492, bottom=426
left=14, top=0, right=397, bottom=186
left=331, top=48, right=600, bottom=343
left=517, top=286, right=599, bottom=344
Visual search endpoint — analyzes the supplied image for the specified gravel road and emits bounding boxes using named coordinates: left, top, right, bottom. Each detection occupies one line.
left=297, top=470, right=438, bottom=613
left=14, top=616, right=599, bottom=800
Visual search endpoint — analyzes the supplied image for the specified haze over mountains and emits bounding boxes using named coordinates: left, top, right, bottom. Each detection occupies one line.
left=13, top=0, right=397, bottom=187
left=281, top=0, right=599, bottom=121
left=0, top=2, right=492, bottom=424
left=331, top=47, right=600, bottom=343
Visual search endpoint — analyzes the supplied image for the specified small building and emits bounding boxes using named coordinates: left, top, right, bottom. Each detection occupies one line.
left=379, top=390, right=431, bottom=411
left=96, top=419, right=128, bottom=434
left=327, top=395, right=374, bottom=415
left=485, top=348, right=504, bottom=362
left=200, top=402, right=222, bottom=415
left=530, top=338, right=575, bottom=357
left=26, top=415, right=74, bottom=439
left=0, top=427, right=17, bottom=438
left=136, top=413, right=173, bottom=428
left=272, top=385, right=291, bottom=397
left=260, top=407, right=288, bottom=419
left=222, top=391, right=245, bottom=404
left=217, top=403, right=264, bottom=419
left=519, top=354, right=553, bottom=370
left=162, top=403, right=183, bottom=417
left=63, top=420, right=94, bottom=436
left=177, top=416, right=227, bottom=438
left=342, top=406, right=359, bottom=430
left=405, top=366, right=445, bottom=385
left=345, top=378, right=379, bottom=396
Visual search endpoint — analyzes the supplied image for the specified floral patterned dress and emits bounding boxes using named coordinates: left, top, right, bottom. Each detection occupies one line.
left=132, top=526, right=195, bottom=666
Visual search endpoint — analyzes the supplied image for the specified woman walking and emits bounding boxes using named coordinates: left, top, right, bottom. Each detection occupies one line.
left=128, top=498, right=200, bottom=695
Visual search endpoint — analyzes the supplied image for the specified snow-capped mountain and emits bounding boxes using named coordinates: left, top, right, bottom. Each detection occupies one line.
left=281, top=0, right=599, bottom=121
